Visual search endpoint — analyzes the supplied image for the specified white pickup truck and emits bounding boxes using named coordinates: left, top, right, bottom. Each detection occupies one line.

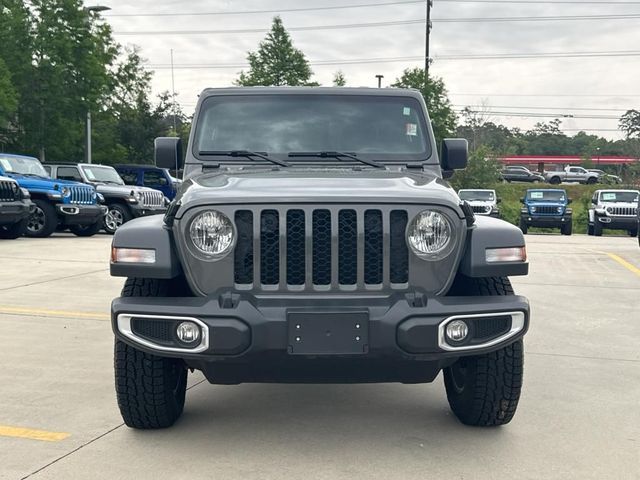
left=544, top=166, right=599, bottom=185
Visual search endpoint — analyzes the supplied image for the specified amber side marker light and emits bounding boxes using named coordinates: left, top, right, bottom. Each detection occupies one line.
left=111, top=247, right=156, bottom=264
left=485, top=247, right=527, bottom=263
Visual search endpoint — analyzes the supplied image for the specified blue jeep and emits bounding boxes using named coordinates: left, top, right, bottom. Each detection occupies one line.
left=0, top=154, right=107, bottom=237
left=114, top=164, right=181, bottom=200
left=520, top=188, right=573, bottom=236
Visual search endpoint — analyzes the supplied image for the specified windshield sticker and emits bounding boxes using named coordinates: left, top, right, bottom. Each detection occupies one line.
left=403, top=107, right=411, bottom=116
left=0, top=159, right=10, bottom=171
left=530, top=192, right=544, bottom=199
left=406, top=123, right=418, bottom=136
left=84, top=169, right=96, bottom=181
left=602, top=193, right=616, bottom=201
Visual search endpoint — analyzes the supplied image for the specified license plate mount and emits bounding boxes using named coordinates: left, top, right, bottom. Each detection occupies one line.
left=287, top=311, right=369, bottom=355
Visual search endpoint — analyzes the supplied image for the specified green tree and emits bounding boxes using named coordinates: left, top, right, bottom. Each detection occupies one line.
left=332, top=71, right=346, bottom=87
left=449, top=146, right=501, bottom=190
left=236, top=17, right=316, bottom=87
left=391, top=68, right=456, bottom=146
left=0, top=58, right=18, bottom=135
left=619, top=109, right=640, bottom=139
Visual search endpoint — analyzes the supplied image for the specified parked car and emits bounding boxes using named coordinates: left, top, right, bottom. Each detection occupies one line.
left=115, top=164, right=181, bottom=200
left=520, top=188, right=572, bottom=235
left=45, top=163, right=168, bottom=234
left=0, top=175, right=34, bottom=239
left=544, top=166, right=599, bottom=185
left=0, top=154, right=105, bottom=237
left=457, top=189, right=500, bottom=218
left=500, top=165, right=545, bottom=183
left=588, top=189, right=639, bottom=237
left=109, top=87, right=531, bottom=430
left=587, top=169, right=623, bottom=185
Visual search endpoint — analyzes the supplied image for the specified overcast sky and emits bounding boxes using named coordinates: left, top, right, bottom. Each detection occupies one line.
left=97, top=0, right=640, bottom=140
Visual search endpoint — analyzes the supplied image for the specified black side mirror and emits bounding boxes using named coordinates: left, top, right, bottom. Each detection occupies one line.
left=441, top=138, right=468, bottom=171
left=568, top=198, right=573, bottom=205
left=520, top=197, right=525, bottom=203
left=497, top=198, right=502, bottom=204
left=155, top=137, right=183, bottom=170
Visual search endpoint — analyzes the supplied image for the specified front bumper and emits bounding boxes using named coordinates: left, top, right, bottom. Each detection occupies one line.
left=521, top=214, right=571, bottom=228
left=112, top=293, right=530, bottom=384
left=130, top=204, right=167, bottom=218
left=596, top=216, right=638, bottom=230
left=56, top=204, right=107, bottom=226
left=0, top=199, right=34, bottom=225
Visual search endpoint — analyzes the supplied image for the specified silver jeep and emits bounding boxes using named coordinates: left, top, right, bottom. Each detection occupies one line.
left=588, top=189, right=639, bottom=237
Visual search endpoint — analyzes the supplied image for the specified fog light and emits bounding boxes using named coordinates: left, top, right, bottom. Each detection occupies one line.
left=446, top=320, right=469, bottom=342
left=176, top=322, right=200, bottom=344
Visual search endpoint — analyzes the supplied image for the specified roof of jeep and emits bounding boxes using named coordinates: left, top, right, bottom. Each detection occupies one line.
left=526, top=188, right=567, bottom=193
left=595, top=189, right=639, bottom=194
left=199, top=86, right=423, bottom=99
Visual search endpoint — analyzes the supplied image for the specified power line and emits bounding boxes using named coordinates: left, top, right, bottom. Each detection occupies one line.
left=113, top=14, right=640, bottom=35
left=453, top=104, right=630, bottom=112
left=105, top=0, right=640, bottom=18
left=456, top=109, right=621, bottom=119
left=451, top=93, right=640, bottom=97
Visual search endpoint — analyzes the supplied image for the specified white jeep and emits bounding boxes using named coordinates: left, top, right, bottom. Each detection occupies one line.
left=458, top=189, right=500, bottom=218
left=588, top=189, right=639, bottom=237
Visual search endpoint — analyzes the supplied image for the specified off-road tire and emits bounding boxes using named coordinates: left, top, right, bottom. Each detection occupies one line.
left=548, top=176, right=561, bottom=185
left=587, top=224, right=594, bottom=236
left=104, top=203, right=132, bottom=234
left=70, top=221, right=102, bottom=237
left=628, top=228, right=638, bottom=237
left=561, top=222, right=572, bottom=236
left=0, top=218, right=28, bottom=239
left=25, top=199, right=58, bottom=238
left=444, top=276, right=524, bottom=427
left=114, top=278, right=187, bottom=429
left=587, top=177, right=597, bottom=184
left=593, top=220, right=603, bottom=237
left=519, top=218, right=528, bottom=234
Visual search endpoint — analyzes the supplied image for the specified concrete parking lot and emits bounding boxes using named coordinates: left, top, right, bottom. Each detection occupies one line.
left=1, top=233, right=638, bottom=480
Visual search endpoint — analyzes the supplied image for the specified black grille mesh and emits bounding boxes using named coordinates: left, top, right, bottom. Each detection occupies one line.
left=260, top=210, right=280, bottom=285
left=390, top=210, right=409, bottom=283
left=286, top=210, right=306, bottom=285
left=534, top=206, right=560, bottom=215
left=312, top=210, right=332, bottom=285
left=131, top=318, right=173, bottom=344
left=234, top=211, right=254, bottom=284
left=338, top=210, right=358, bottom=285
left=471, top=315, right=511, bottom=340
left=0, top=181, right=19, bottom=201
left=364, top=210, right=383, bottom=284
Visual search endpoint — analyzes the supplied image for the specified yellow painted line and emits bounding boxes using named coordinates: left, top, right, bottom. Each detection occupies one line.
left=0, top=425, right=70, bottom=442
left=606, top=253, right=640, bottom=277
left=0, top=305, right=109, bottom=320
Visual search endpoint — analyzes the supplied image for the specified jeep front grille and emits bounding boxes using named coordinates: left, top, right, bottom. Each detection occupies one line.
left=233, top=207, right=410, bottom=290
left=0, top=180, right=20, bottom=201
left=532, top=206, right=560, bottom=215
left=606, top=206, right=638, bottom=216
left=141, top=190, right=164, bottom=208
left=471, top=205, right=491, bottom=214
left=69, top=186, right=94, bottom=204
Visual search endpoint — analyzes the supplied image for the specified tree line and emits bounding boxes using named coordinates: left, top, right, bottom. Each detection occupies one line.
left=1, top=6, right=639, bottom=171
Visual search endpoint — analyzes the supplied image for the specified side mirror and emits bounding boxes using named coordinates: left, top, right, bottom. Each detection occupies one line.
left=440, top=138, right=468, bottom=171
left=155, top=137, right=183, bottom=170
left=497, top=198, right=502, bottom=204
left=568, top=198, right=573, bottom=205
left=520, top=197, right=525, bottom=203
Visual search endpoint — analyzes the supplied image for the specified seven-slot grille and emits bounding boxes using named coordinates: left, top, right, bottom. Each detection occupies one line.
left=471, top=205, right=491, bottom=214
left=0, top=180, right=20, bottom=201
left=141, top=190, right=164, bottom=208
left=532, top=205, right=561, bottom=215
left=233, top=207, right=409, bottom=290
left=69, top=186, right=94, bottom=204
left=606, top=206, right=638, bottom=216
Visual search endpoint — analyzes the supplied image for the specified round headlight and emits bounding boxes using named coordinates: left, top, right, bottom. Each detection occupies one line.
left=189, top=210, right=234, bottom=257
left=530, top=206, right=537, bottom=213
left=557, top=206, right=563, bottom=213
left=407, top=210, right=454, bottom=260
left=61, top=187, right=71, bottom=197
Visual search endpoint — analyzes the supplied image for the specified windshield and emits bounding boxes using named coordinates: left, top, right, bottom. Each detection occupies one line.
left=600, top=191, right=639, bottom=203
left=194, top=94, right=431, bottom=162
left=459, top=190, right=495, bottom=201
left=527, top=190, right=566, bottom=202
left=81, top=166, right=125, bottom=185
left=0, top=155, right=49, bottom=177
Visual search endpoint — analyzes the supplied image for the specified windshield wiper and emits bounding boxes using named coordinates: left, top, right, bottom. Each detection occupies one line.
left=288, top=151, right=386, bottom=169
left=199, top=150, right=290, bottom=167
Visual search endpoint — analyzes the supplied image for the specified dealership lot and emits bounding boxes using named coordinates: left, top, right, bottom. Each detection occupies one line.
left=1, top=234, right=638, bottom=480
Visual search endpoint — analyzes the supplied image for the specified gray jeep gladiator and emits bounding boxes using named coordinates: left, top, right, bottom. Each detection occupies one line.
left=109, top=87, right=530, bottom=429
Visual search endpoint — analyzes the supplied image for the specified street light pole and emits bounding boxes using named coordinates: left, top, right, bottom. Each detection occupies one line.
left=375, top=75, right=384, bottom=88
left=425, top=0, right=433, bottom=83
left=84, top=5, right=111, bottom=164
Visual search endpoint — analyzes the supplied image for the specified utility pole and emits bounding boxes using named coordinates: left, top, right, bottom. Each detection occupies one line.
left=425, top=0, right=433, bottom=84
left=375, top=75, right=384, bottom=88
left=170, top=49, right=177, bottom=134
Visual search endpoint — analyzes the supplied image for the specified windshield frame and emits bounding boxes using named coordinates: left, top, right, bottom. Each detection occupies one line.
left=458, top=190, right=496, bottom=201
left=0, top=155, right=49, bottom=178
left=599, top=191, right=639, bottom=203
left=192, top=93, right=433, bottom=165
left=81, top=165, right=125, bottom=185
left=526, top=190, right=566, bottom=202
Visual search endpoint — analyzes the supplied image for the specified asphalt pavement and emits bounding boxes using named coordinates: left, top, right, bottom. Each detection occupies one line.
left=0, top=233, right=638, bottom=480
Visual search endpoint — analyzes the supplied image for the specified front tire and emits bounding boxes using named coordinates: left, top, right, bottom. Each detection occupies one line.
left=444, top=276, right=524, bottom=426
left=104, top=204, right=132, bottom=234
left=114, top=278, right=187, bottom=429
left=25, top=199, right=58, bottom=238
left=519, top=218, right=528, bottom=234
left=561, top=222, right=572, bottom=236
left=587, top=224, right=594, bottom=236
left=594, top=220, right=603, bottom=237
left=0, top=218, right=28, bottom=239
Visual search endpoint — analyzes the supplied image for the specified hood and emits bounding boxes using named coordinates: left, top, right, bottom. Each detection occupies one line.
left=465, top=199, right=495, bottom=207
left=5, top=173, right=90, bottom=191
left=176, top=168, right=462, bottom=215
left=94, top=183, right=157, bottom=196
left=601, top=202, right=638, bottom=208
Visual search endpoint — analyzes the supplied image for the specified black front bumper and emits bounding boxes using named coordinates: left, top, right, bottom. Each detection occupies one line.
left=0, top=199, right=33, bottom=225
left=56, top=204, right=107, bottom=226
left=130, top=204, right=167, bottom=218
left=595, top=216, right=638, bottom=230
left=521, top=214, right=571, bottom=229
left=112, top=293, right=530, bottom=384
